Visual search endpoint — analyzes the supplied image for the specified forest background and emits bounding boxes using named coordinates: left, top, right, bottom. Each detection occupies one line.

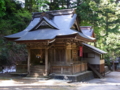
left=0, top=0, right=120, bottom=66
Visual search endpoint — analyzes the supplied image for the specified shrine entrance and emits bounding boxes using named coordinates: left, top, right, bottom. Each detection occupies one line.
left=30, top=49, right=45, bottom=65
left=29, top=49, right=46, bottom=77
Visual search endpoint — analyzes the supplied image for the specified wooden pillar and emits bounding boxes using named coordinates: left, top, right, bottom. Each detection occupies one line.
left=27, top=49, right=30, bottom=74
left=65, top=48, right=67, bottom=64
left=45, top=48, right=48, bottom=76
left=54, top=48, right=56, bottom=63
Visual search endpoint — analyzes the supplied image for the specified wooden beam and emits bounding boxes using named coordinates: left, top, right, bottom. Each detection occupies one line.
left=54, top=48, right=56, bottom=64
left=45, top=48, right=48, bottom=76
left=65, top=48, right=68, bottom=63
left=27, top=49, right=30, bottom=74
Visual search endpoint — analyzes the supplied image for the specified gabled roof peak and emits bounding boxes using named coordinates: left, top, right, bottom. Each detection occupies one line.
left=30, top=17, right=59, bottom=31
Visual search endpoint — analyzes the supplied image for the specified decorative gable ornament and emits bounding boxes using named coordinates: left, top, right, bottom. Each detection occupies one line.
left=35, top=20, right=53, bottom=29
left=30, top=18, right=58, bottom=31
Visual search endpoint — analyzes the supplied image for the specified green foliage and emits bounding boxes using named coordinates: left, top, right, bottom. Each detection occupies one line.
left=37, top=0, right=49, bottom=11
left=11, top=10, right=31, bottom=32
left=0, top=54, right=9, bottom=66
left=25, top=0, right=72, bottom=11
left=76, top=0, right=120, bottom=59
left=0, top=0, right=6, bottom=17
left=0, top=0, right=31, bottom=65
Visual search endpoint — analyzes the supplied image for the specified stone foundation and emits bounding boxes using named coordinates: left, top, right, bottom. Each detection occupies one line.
left=50, top=71, right=94, bottom=82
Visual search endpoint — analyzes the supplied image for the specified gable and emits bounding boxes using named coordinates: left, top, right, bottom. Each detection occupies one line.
left=35, top=20, right=54, bottom=29
left=71, top=22, right=78, bottom=30
left=30, top=18, right=58, bottom=31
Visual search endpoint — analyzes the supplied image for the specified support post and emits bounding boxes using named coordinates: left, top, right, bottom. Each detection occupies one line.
left=45, top=48, right=48, bottom=76
left=54, top=48, right=56, bottom=64
left=65, top=47, right=67, bottom=64
left=27, top=49, right=30, bottom=74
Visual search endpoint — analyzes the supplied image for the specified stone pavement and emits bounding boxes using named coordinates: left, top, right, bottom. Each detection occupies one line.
left=0, top=71, right=120, bottom=90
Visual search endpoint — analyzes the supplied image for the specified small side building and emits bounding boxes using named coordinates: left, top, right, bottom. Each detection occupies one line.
left=83, top=43, right=107, bottom=77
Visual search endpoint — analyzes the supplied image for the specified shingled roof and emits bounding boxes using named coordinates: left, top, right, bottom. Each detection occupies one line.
left=5, top=9, right=95, bottom=42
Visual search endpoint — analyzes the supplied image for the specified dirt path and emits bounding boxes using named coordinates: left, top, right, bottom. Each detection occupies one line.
left=0, top=71, right=120, bottom=90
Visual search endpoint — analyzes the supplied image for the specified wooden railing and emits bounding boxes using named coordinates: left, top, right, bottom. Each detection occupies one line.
left=51, top=63, right=87, bottom=74
left=88, top=63, right=103, bottom=78
left=16, top=64, right=27, bottom=73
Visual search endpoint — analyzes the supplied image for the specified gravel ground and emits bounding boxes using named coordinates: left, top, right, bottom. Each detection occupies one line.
left=0, top=71, right=120, bottom=90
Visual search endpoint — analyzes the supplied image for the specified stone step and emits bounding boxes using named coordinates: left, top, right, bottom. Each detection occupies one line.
left=29, top=74, right=43, bottom=76
left=29, top=72, right=44, bottom=76
left=30, top=71, right=44, bottom=74
left=30, top=73, right=43, bottom=75
left=31, top=68, right=44, bottom=70
left=30, top=69, right=44, bottom=72
left=29, top=65, right=45, bottom=77
left=30, top=68, right=45, bottom=71
left=30, top=68, right=45, bottom=70
left=31, top=65, right=45, bottom=68
left=30, top=69, right=44, bottom=71
left=31, top=67, right=45, bottom=69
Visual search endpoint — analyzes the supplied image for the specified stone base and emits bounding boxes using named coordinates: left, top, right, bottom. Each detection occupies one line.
left=49, top=71, right=94, bottom=82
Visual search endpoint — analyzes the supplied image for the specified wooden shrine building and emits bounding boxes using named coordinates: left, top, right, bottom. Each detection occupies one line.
left=5, top=9, right=107, bottom=81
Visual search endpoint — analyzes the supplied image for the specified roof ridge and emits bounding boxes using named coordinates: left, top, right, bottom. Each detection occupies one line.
left=32, top=9, right=75, bottom=18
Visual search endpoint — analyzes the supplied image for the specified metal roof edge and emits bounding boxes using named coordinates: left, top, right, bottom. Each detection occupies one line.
left=83, top=43, right=107, bottom=54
